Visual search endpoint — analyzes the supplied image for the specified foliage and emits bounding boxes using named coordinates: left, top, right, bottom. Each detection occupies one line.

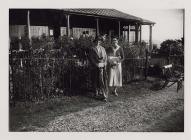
left=9, top=36, right=93, bottom=103
left=10, top=51, right=91, bottom=102
left=31, top=35, right=55, bottom=50
left=10, top=36, right=30, bottom=50
left=159, top=39, right=184, bottom=56
left=9, top=35, right=148, bottom=103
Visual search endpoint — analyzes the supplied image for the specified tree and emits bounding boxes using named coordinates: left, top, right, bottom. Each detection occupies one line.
left=159, top=39, right=184, bottom=56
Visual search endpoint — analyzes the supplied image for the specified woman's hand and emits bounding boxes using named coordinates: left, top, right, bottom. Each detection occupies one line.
left=117, top=56, right=121, bottom=63
left=110, top=61, right=118, bottom=68
left=113, top=61, right=118, bottom=65
left=98, top=62, right=105, bottom=68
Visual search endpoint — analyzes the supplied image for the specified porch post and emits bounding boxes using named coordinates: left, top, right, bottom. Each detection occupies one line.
left=96, top=18, right=99, bottom=36
left=128, top=25, right=130, bottom=44
left=66, top=14, right=70, bottom=37
left=118, top=21, right=121, bottom=38
left=27, top=10, right=31, bottom=44
left=140, top=25, right=142, bottom=43
left=149, top=24, right=153, bottom=51
left=135, top=24, right=139, bottom=43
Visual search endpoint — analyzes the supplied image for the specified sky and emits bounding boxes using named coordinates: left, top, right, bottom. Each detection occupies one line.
left=120, top=9, right=184, bottom=46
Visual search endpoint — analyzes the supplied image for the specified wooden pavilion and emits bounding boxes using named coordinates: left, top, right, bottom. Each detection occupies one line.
left=9, top=9, right=155, bottom=48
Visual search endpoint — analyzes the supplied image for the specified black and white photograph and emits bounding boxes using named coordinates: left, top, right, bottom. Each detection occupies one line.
left=8, top=8, right=184, bottom=132
left=2, top=0, right=191, bottom=139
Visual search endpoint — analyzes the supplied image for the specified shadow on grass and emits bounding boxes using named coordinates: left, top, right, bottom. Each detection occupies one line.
left=9, top=81, right=159, bottom=132
left=147, top=110, right=184, bottom=132
left=9, top=94, right=105, bottom=131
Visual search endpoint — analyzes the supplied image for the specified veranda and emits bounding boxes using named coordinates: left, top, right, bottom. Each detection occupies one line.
left=9, top=9, right=155, bottom=103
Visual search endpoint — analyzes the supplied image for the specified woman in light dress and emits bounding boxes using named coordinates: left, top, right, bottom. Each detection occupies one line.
left=107, top=37, right=124, bottom=96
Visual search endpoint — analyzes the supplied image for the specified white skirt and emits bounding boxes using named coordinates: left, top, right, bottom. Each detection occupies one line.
left=109, top=63, right=122, bottom=87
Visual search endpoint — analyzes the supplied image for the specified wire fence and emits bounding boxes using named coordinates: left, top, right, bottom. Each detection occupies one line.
left=9, top=50, right=147, bottom=103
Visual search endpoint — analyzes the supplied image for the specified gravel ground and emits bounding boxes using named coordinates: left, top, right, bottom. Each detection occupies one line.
left=10, top=81, right=184, bottom=132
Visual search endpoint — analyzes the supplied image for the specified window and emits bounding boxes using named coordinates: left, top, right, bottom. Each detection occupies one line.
left=49, top=29, right=54, bottom=36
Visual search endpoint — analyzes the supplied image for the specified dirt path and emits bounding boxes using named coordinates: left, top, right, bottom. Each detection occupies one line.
left=10, top=82, right=184, bottom=132
left=36, top=84, right=184, bottom=132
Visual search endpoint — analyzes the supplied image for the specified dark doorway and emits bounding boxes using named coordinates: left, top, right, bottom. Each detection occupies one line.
left=53, top=25, right=61, bottom=39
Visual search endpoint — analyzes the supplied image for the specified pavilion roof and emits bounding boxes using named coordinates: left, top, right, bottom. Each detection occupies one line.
left=61, top=8, right=155, bottom=25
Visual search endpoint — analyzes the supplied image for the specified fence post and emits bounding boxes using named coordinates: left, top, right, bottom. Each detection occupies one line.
left=9, top=50, right=16, bottom=106
left=39, top=56, right=43, bottom=99
left=145, top=49, right=148, bottom=80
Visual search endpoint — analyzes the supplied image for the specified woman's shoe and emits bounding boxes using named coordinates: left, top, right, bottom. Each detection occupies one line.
left=95, top=90, right=99, bottom=96
left=103, top=98, right=107, bottom=102
left=114, top=91, right=118, bottom=96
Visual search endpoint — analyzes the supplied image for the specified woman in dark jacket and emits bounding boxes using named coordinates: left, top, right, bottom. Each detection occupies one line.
left=89, top=36, right=108, bottom=101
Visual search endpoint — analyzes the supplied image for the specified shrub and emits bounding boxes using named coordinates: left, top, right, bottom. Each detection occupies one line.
left=9, top=35, right=149, bottom=103
left=159, top=39, right=184, bottom=56
left=10, top=36, right=30, bottom=50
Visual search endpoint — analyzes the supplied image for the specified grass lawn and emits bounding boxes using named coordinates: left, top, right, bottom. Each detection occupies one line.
left=9, top=80, right=184, bottom=132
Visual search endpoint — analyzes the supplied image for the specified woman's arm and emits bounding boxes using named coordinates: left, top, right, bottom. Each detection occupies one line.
left=119, top=47, right=125, bottom=62
left=115, top=47, right=124, bottom=63
left=89, top=48, right=99, bottom=67
left=103, top=47, right=107, bottom=66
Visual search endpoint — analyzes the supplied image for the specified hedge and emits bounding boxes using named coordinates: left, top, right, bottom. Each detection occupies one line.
left=9, top=35, right=148, bottom=103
